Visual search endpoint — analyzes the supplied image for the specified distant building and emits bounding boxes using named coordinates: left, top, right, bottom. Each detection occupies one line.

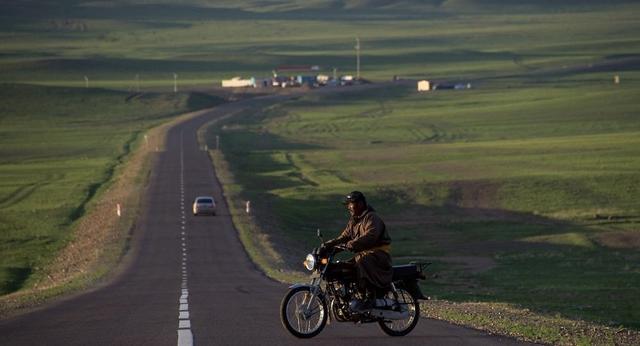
left=417, top=80, right=430, bottom=91
left=432, top=83, right=453, bottom=90
left=296, top=75, right=318, bottom=87
left=254, top=78, right=271, bottom=88
left=338, top=75, right=354, bottom=86
left=272, top=76, right=297, bottom=88
left=221, top=77, right=255, bottom=88
left=430, top=82, right=471, bottom=91
left=276, top=65, right=320, bottom=72
left=316, top=74, right=330, bottom=85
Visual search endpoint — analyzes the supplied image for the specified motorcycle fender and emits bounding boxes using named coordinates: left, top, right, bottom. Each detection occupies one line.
left=401, top=280, right=427, bottom=300
left=288, top=283, right=312, bottom=290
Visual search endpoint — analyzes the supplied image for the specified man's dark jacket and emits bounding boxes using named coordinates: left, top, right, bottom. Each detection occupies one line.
left=327, top=206, right=392, bottom=290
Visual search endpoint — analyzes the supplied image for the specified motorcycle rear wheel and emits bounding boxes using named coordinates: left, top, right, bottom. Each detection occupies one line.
left=280, top=286, right=328, bottom=338
left=378, top=288, right=420, bottom=336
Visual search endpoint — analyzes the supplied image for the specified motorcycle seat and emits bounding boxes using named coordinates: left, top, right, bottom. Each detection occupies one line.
left=391, top=264, right=421, bottom=281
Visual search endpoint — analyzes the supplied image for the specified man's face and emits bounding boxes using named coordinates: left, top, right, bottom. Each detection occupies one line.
left=346, top=200, right=365, bottom=217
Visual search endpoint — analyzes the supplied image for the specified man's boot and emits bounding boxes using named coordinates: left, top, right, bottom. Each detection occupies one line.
left=350, top=287, right=375, bottom=312
left=374, top=287, right=393, bottom=308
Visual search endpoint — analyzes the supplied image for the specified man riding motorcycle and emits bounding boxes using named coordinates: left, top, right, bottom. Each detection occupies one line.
left=280, top=190, right=429, bottom=338
left=322, top=191, right=392, bottom=310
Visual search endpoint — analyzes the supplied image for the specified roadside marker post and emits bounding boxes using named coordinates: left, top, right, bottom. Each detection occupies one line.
left=173, top=73, right=178, bottom=93
left=246, top=201, right=251, bottom=214
left=117, top=203, right=121, bottom=217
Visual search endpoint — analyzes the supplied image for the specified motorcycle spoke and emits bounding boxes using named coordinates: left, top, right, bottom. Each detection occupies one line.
left=294, top=298, right=303, bottom=331
left=305, top=306, right=321, bottom=316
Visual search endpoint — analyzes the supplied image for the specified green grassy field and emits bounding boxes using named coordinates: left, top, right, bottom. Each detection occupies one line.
left=206, top=66, right=640, bottom=331
left=0, top=83, right=222, bottom=295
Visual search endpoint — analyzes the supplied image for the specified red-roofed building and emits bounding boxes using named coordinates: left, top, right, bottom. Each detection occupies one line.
left=276, top=65, right=320, bottom=72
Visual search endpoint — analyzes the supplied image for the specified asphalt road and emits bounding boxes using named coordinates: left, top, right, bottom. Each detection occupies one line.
left=0, top=95, right=536, bottom=346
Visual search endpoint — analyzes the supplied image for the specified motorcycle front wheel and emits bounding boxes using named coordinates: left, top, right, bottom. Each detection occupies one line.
left=280, top=286, right=328, bottom=338
left=378, top=288, right=420, bottom=336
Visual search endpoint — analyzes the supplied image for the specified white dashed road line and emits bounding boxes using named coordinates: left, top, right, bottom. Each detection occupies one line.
left=177, top=131, right=194, bottom=346
left=178, top=330, right=193, bottom=346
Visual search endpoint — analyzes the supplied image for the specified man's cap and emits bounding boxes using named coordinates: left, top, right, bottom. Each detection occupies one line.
left=343, top=191, right=366, bottom=205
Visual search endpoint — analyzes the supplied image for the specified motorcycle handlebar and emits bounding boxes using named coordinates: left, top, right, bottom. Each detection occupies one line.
left=320, top=243, right=347, bottom=255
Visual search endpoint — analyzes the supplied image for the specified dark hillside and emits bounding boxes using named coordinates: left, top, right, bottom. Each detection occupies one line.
left=1, top=0, right=638, bottom=22
left=439, top=0, right=637, bottom=12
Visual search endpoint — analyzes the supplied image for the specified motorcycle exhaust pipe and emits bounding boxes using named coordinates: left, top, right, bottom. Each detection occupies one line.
left=370, top=309, right=409, bottom=320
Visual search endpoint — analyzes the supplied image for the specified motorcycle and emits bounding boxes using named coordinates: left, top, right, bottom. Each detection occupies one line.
left=280, top=230, right=430, bottom=338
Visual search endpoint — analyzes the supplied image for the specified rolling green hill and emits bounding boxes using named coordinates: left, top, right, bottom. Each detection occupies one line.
left=2, top=0, right=639, bottom=87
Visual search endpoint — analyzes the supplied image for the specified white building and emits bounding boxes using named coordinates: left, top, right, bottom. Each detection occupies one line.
left=417, top=80, right=430, bottom=91
left=221, top=77, right=256, bottom=88
left=316, top=74, right=330, bottom=85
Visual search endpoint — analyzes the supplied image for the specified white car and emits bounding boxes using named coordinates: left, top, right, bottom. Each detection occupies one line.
left=193, top=196, right=216, bottom=216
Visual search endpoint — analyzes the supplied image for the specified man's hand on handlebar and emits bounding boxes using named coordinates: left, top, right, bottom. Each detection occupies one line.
left=321, top=241, right=348, bottom=254
left=334, top=244, right=348, bottom=251
left=330, top=244, right=350, bottom=254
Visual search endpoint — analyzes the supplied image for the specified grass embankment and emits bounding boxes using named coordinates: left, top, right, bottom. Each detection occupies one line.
left=0, top=83, right=223, bottom=314
left=203, top=71, right=640, bottom=345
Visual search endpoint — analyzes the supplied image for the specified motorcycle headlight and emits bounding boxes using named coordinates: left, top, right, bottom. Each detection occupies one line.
left=303, top=254, right=316, bottom=271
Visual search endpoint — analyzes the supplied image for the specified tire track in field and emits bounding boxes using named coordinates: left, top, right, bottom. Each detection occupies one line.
left=0, top=173, right=64, bottom=209
left=284, top=152, right=318, bottom=187
left=407, top=124, right=452, bottom=143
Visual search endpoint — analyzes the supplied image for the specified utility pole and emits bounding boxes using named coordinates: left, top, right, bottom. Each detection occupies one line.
left=355, top=37, right=361, bottom=80
left=173, top=73, right=178, bottom=93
